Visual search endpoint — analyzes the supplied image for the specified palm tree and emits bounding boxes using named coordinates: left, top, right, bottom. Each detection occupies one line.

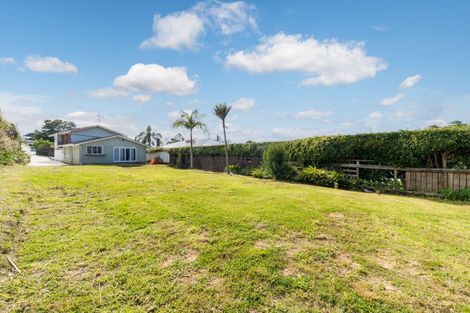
left=135, top=125, right=162, bottom=146
left=213, top=103, right=232, bottom=173
left=172, top=110, right=206, bottom=169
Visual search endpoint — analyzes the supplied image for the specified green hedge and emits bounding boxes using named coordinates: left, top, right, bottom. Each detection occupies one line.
left=163, top=125, right=470, bottom=169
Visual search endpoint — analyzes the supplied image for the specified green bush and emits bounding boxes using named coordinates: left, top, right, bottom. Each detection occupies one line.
left=228, top=164, right=255, bottom=176
left=0, top=115, right=28, bottom=165
left=298, top=166, right=353, bottom=188
left=33, top=139, right=53, bottom=156
left=251, top=167, right=272, bottom=179
left=440, top=188, right=470, bottom=201
left=262, top=144, right=295, bottom=180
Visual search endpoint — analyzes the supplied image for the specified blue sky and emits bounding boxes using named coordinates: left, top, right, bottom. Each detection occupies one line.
left=1, top=0, right=470, bottom=142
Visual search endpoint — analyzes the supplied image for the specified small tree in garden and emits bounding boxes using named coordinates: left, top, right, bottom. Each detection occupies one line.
left=172, top=110, right=206, bottom=169
left=263, top=144, right=294, bottom=180
left=213, top=103, right=232, bottom=173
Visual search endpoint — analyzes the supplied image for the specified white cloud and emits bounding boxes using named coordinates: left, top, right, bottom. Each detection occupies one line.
left=132, top=94, right=152, bottom=103
left=400, top=74, right=422, bottom=88
left=167, top=111, right=182, bottom=119
left=24, top=55, right=78, bottom=73
left=65, top=111, right=139, bottom=137
left=140, top=12, right=205, bottom=51
left=225, top=32, right=387, bottom=86
left=195, top=0, right=257, bottom=35
left=272, top=127, right=319, bottom=139
left=368, top=111, right=383, bottom=119
left=89, top=63, right=197, bottom=99
left=0, top=92, right=44, bottom=133
left=114, top=63, right=197, bottom=95
left=427, top=119, right=447, bottom=127
left=231, top=97, right=255, bottom=111
left=140, top=1, right=257, bottom=51
left=380, top=93, right=404, bottom=106
left=87, top=87, right=130, bottom=98
left=0, top=57, right=16, bottom=65
left=293, top=110, right=334, bottom=119
left=373, top=25, right=390, bottom=32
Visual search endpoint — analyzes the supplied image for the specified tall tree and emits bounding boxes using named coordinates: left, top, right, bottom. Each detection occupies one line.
left=213, top=103, right=232, bottom=173
left=25, top=119, right=76, bottom=142
left=135, top=126, right=162, bottom=146
left=172, top=110, right=206, bottom=169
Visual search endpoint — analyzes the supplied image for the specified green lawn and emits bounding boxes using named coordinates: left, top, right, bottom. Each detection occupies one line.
left=0, top=165, right=469, bottom=312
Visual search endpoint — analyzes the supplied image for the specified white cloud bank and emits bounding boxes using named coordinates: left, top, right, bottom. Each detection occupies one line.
left=0, top=57, right=16, bottom=65
left=65, top=111, right=140, bottom=136
left=380, top=93, right=404, bottom=106
left=89, top=63, right=197, bottom=101
left=24, top=55, right=78, bottom=73
left=225, top=32, right=387, bottom=86
left=140, top=1, right=257, bottom=51
left=0, top=92, right=44, bottom=133
left=400, top=74, right=422, bottom=88
left=140, top=12, right=205, bottom=51
left=368, top=111, right=383, bottom=119
left=293, top=110, right=334, bottom=120
left=231, top=97, right=255, bottom=111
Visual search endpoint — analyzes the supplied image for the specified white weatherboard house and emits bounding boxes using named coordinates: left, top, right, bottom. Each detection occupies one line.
left=52, top=125, right=149, bottom=165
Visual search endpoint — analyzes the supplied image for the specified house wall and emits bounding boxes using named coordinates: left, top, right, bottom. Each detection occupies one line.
left=70, top=128, right=118, bottom=144
left=79, top=137, right=146, bottom=164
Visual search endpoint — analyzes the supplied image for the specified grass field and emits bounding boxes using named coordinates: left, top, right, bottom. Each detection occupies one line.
left=0, top=165, right=469, bottom=312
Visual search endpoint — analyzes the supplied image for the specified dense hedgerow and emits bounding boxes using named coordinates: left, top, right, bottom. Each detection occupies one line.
left=162, top=125, right=470, bottom=169
left=0, top=115, right=28, bottom=165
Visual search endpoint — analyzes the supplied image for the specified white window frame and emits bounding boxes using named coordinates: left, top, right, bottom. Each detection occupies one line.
left=113, top=147, right=137, bottom=163
left=86, top=145, right=104, bottom=155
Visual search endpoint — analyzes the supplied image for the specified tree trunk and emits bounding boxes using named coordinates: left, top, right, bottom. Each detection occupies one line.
left=189, top=128, right=193, bottom=169
left=222, top=119, right=229, bottom=173
left=441, top=151, right=448, bottom=169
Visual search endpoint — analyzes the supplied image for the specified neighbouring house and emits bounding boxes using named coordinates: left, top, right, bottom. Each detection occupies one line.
left=51, top=125, right=149, bottom=165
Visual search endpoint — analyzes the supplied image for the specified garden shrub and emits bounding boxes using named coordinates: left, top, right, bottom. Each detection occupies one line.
left=33, top=139, right=54, bottom=156
left=251, top=167, right=272, bottom=179
left=262, top=144, right=296, bottom=180
left=440, top=188, right=470, bottom=201
left=0, top=115, right=28, bottom=165
left=298, top=166, right=353, bottom=188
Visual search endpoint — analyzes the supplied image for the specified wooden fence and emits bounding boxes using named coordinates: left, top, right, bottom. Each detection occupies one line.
left=341, top=162, right=470, bottom=193
left=405, top=169, right=470, bottom=193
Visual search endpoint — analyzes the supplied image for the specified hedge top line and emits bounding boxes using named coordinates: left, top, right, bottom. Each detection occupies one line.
left=151, top=125, right=470, bottom=169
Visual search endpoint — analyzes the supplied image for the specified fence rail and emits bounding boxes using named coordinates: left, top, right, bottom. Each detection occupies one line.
left=340, top=163, right=470, bottom=193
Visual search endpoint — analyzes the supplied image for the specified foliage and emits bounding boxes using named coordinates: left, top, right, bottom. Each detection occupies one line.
left=213, top=103, right=232, bottom=173
left=135, top=125, right=162, bottom=147
left=355, top=178, right=405, bottom=193
left=25, top=119, right=76, bottom=143
left=440, top=188, right=470, bottom=201
left=168, top=125, right=470, bottom=170
left=172, top=110, right=206, bottom=168
left=298, top=166, right=351, bottom=188
left=0, top=115, right=28, bottom=165
left=250, top=166, right=272, bottom=179
left=33, top=139, right=54, bottom=156
left=262, top=144, right=296, bottom=180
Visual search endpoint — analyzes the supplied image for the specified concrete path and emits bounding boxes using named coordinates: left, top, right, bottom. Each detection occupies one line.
left=28, top=154, right=66, bottom=166
left=22, top=146, right=66, bottom=167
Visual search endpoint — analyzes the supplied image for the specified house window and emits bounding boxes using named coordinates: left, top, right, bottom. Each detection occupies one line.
left=113, top=147, right=137, bottom=162
left=86, top=145, right=103, bottom=155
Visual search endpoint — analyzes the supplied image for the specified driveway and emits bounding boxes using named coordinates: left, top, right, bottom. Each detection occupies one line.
left=28, top=154, right=66, bottom=166
left=23, top=144, right=67, bottom=166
